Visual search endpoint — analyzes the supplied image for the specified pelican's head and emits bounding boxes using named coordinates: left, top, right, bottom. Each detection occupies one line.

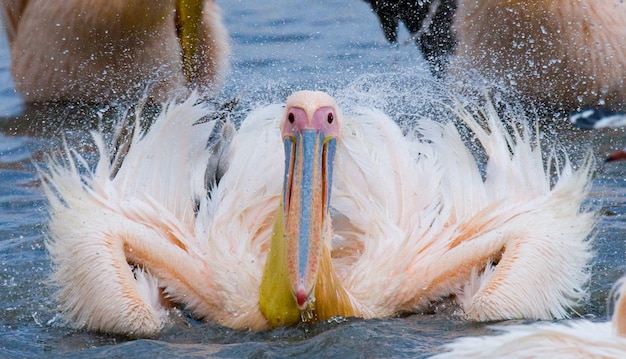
left=281, top=91, right=341, bottom=310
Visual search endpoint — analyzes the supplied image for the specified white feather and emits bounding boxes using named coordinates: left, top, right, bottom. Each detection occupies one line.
left=431, top=278, right=626, bottom=358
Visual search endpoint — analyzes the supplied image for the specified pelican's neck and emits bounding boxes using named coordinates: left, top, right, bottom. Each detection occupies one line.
left=259, top=201, right=357, bottom=328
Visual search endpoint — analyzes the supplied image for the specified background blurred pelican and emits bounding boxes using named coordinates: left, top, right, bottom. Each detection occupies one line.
left=365, top=0, right=626, bottom=112
left=42, top=90, right=594, bottom=335
left=431, top=274, right=626, bottom=358
left=451, top=0, right=626, bottom=112
left=0, top=0, right=230, bottom=103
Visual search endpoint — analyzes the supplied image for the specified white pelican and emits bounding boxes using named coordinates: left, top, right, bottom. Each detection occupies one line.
left=0, top=0, right=230, bottom=103
left=451, top=0, right=626, bottom=111
left=42, top=91, right=595, bottom=335
left=431, top=276, right=626, bottom=358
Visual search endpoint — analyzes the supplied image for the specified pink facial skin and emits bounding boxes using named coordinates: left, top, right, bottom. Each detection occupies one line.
left=282, top=106, right=341, bottom=140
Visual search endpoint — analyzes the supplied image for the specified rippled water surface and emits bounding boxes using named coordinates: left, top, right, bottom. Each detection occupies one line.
left=1, top=1, right=626, bottom=358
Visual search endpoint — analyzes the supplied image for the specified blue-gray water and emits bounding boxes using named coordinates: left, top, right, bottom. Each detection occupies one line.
left=1, top=1, right=626, bottom=358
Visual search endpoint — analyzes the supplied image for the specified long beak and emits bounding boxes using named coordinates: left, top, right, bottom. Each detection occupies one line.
left=283, top=130, right=336, bottom=310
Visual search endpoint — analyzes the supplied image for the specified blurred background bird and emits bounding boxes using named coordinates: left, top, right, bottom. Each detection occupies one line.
left=0, top=0, right=230, bottom=104
left=452, top=0, right=626, bottom=114
left=365, top=0, right=626, bottom=114
left=363, top=0, right=456, bottom=75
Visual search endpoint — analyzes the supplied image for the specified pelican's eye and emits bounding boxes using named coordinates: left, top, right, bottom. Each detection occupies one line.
left=327, top=113, right=333, bottom=124
left=288, top=113, right=295, bottom=123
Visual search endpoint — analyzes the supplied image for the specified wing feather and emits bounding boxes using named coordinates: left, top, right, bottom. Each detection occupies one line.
left=330, top=99, right=593, bottom=319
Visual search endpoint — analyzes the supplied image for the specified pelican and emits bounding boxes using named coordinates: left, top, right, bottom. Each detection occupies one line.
left=431, top=275, right=626, bottom=358
left=0, top=0, right=230, bottom=103
left=451, top=0, right=626, bottom=111
left=42, top=90, right=595, bottom=335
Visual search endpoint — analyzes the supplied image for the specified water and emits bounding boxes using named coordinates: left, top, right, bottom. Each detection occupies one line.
left=1, top=0, right=626, bottom=357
